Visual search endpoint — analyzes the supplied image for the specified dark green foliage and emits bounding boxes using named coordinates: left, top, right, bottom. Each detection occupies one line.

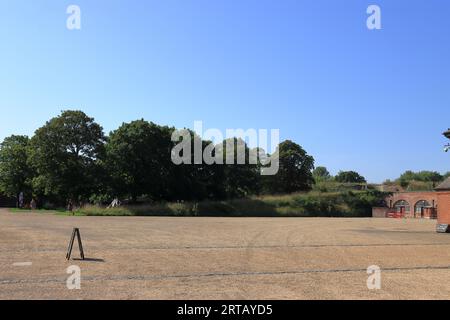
left=263, top=140, right=315, bottom=194
left=392, top=170, right=448, bottom=190
left=335, top=170, right=366, bottom=184
left=340, top=190, right=389, bottom=216
left=1, top=110, right=391, bottom=216
left=28, top=110, right=106, bottom=203
left=398, top=170, right=443, bottom=186
left=0, top=135, right=32, bottom=198
left=167, top=133, right=227, bottom=201
left=221, top=138, right=261, bottom=198
left=313, top=166, right=332, bottom=182
left=105, top=120, right=174, bottom=201
left=78, top=190, right=390, bottom=218
left=291, top=195, right=339, bottom=216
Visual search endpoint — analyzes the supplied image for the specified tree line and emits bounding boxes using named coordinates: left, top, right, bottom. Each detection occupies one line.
left=0, top=110, right=322, bottom=207
left=383, top=170, right=450, bottom=191
left=312, top=166, right=367, bottom=184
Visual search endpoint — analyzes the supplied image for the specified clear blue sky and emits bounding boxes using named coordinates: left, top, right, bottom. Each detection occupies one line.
left=1, top=0, right=449, bottom=182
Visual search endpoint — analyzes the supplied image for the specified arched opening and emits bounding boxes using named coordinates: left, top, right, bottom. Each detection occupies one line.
left=394, top=200, right=410, bottom=216
left=415, top=200, right=431, bottom=218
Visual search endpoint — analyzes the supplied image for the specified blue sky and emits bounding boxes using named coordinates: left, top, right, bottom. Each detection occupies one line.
left=0, top=0, right=449, bottom=182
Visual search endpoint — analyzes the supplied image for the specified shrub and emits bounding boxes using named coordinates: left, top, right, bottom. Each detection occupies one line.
left=76, top=190, right=390, bottom=218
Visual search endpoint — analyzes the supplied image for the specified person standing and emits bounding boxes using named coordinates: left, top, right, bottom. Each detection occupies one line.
left=18, top=192, right=24, bottom=208
left=30, top=198, right=36, bottom=210
left=68, top=199, right=74, bottom=216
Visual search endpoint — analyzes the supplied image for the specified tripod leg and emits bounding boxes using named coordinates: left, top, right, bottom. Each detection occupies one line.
left=66, top=229, right=76, bottom=260
left=76, top=229, right=85, bottom=260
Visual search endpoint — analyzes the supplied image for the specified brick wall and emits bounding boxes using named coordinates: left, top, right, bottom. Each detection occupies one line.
left=372, top=207, right=390, bottom=218
left=385, top=192, right=438, bottom=219
left=437, top=191, right=450, bottom=224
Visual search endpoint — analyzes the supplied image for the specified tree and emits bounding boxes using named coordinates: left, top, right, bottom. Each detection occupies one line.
left=220, top=138, right=261, bottom=198
left=335, top=171, right=366, bottom=184
left=444, top=129, right=450, bottom=152
left=313, top=166, right=331, bottom=182
left=28, top=110, right=106, bottom=203
left=398, top=170, right=443, bottom=183
left=105, top=120, right=174, bottom=202
left=265, top=140, right=315, bottom=194
left=170, top=136, right=261, bottom=200
left=0, top=135, right=32, bottom=200
left=396, top=170, right=444, bottom=189
left=168, top=132, right=227, bottom=201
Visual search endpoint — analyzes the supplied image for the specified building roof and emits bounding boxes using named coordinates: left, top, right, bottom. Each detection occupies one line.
left=435, top=177, right=450, bottom=191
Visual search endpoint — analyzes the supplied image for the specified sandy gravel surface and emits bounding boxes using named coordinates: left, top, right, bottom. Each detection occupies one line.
left=1, top=209, right=450, bottom=300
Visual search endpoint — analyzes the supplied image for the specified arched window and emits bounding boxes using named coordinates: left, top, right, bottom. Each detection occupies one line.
left=415, top=200, right=431, bottom=214
left=394, top=200, right=410, bottom=213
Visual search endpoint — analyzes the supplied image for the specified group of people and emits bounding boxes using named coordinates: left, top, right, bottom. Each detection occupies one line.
left=15, top=192, right=89, bottom=216
left=16, top=192, right=75, bottom=214
left=17, top=192, right=36, bottom=210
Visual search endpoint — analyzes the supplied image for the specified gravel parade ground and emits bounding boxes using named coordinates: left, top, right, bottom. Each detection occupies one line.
left=1, top=209, right=450, bottom=300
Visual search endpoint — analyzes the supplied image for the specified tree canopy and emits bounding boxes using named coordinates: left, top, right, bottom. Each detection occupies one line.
left=313, top=166, right=332, bottom=182
left=264, top=140, right=315, bottom=194
left=105, top=120, right=174, bottom=201
left=0, top=135, right=31, bottom=198
left=1, top=110, right=319, bottom=206
left=398, top=170, right=444, bottom=184
left=335, top=171, right=366, bottom=184
left=28, top=110, right=106, bottom=203
left=395, top=170, right=447, bottom=189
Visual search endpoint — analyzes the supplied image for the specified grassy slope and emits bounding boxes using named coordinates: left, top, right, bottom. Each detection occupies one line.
left=77, top=190, right=384, bottom=217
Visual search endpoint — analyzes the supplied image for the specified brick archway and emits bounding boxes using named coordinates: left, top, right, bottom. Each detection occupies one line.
left=386, top=192, right=437, bottom=219
left=393, top=200, right=410, bottom=215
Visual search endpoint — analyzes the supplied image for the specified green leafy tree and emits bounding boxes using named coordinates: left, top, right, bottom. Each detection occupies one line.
left=396, top=170, right=444, bottom=189
left=335, top=171, right=366, bottom=184
left=313, top=166, right=332, bottom=182
left=28, top=110, right=106, bottom=203
left=105, top=120, right=174, bottom=202
left=0, top=135, right=32, bottom=199
left=168, top=132, right=227, bottom=201
left=220, top=138, right=261, bottom=198
left=341, top=190, right=391, bottom=216
left=265, top=140, right=315, bottom=194
left=398, top=170, right=443, bottom=183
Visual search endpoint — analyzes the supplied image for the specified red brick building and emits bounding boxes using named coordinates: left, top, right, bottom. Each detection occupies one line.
left=372, top=178, right=450, bottom=227
left=436, top=129, right=450, bottom=230
left=374, top=191, right=439, bottom=219
left=373, top=129, right=450, bottom=225
left=436, top=177, right=450, bottom=225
